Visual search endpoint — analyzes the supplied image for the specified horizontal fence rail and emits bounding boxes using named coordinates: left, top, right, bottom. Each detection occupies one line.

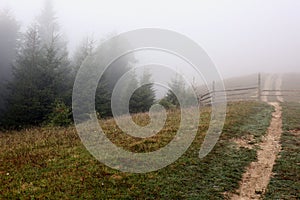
left=199, top=74, right=300, bottom=106
left=200, top=87, right=259, bottom=106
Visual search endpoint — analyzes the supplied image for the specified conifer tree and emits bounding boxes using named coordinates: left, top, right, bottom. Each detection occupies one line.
left=0, top=11, right=19, bottom=121
left=5, top=24, right=47, bottom=127
left=4, top=1, right=72, bottom=127
left=72, top=37, right=112, bottom=119
left=162, top=74, right=196, bottom=108
left=37, top=0, right=71, bottom=105
left=165, top=75, right=186, bottom=107
left=129, top=69, right=155, bottom=113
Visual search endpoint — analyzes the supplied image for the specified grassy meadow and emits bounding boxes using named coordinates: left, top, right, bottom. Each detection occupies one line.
left=0, top=102, right=274, bottom=199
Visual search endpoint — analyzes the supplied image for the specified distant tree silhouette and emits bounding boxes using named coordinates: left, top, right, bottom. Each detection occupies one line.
left=0, top=10, right=19, bottom=121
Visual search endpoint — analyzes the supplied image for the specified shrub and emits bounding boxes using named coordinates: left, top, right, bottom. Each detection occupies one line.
left=47, top=100, right=72, bottom=126
left=159, top=98, right=176, bottom=110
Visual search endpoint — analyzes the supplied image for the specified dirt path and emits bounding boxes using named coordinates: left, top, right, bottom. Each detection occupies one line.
left=229, top=74, right=283, bottom=200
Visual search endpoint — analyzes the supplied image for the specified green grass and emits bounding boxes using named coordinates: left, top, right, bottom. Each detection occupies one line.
left=0, top=102, right=273, bottom=199
left=264, top=102, right=300, bottom=200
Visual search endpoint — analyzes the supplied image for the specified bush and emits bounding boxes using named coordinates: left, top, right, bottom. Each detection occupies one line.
left=159, top=98, right=176, bottom=110
left=47, top=100, right=72, bottom=126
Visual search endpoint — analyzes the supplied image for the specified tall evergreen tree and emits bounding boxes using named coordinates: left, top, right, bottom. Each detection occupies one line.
left=4, top=24, right=48, bottom=127
left=72, top=37, right=111, bottom=119
left=113, top=68, right=139, bottom=115
left=162, top=74, right=196, bottom=108
left=164, top=75, right=186, bottom=107
left=0, top=10, right=19, bottom=120
left=95, top=77, right=112, bottom=118
left=129, top=69, right=155, bottom=113
left=98, top=34, right=135, bottom=92
left=72, top=34, right=138, bottom=119
left=37, top=0, right=71, bottom=105
left=37, top=0, right=64, bottom=51
left=4, top=1, right=72, bottom=128
left=72, top=37, right=95, bottom=74
left=0, top=10, right=19, bottom=81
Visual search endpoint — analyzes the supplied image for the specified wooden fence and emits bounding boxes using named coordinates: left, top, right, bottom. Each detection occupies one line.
left=199, top=74, right=300, bottom=105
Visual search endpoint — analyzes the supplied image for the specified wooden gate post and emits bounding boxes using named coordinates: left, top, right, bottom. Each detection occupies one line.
left=212, top=81, right=215, bottom=105
left=258, top=73, right=261, bottom=101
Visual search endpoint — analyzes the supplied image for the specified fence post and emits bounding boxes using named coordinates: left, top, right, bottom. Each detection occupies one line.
left=212, top=81, right=215, bottom=105
left=258, top=73, right=261, bottom=101
left=192, top=76, right=200, bottom=104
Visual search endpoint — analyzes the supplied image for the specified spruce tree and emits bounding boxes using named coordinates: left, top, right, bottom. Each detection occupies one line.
left=0, top=11, right=19, bottom=121
left=37, top=0, right=71, bottom=105
left=72, top=34, right=137, bottom=118
left=121, top=69, right=139, bottom=115
left=162, top=74, right=196, bottom=108
left=95, top=77, right=112, bottom=118
left=165, top=75, right=186, bottom=107
left=72, top=37, right=95, bottom=74
left=5, top=24, right=47, bottom=127
left=4, top=1, right=72, bottom=128
left=72, top=37, right=111, bottom=119
left=129, top=69, right=155, bottom=113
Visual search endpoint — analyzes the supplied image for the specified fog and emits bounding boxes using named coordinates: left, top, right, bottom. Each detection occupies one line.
left=1, top=0, right=300, bottom=78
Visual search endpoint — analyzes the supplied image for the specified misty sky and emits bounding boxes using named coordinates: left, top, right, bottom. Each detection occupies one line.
left=1, top=0, right=300, bottom=78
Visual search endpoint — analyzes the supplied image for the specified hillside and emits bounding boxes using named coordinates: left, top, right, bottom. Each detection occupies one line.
left=0, top=102, right=274, bottom=199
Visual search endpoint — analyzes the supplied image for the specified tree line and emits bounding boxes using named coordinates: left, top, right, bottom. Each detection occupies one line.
left=0, top=1, right=195, bottom=130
